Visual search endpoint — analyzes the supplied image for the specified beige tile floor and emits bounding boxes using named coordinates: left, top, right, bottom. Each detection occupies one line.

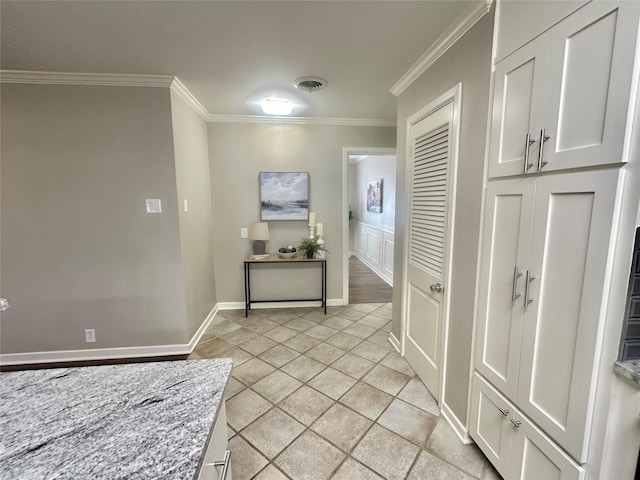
left=189, top=303, right=502, bottom=480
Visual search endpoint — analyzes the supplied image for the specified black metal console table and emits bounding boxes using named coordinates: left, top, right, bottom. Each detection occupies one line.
left=244, top=255, right=327, bottom=317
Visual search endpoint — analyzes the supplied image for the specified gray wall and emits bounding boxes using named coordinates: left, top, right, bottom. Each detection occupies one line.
left=392, top=10, right=494, bottom=423
left=171, top=91, right=217, bottom=339
left=207, top=123, right=396, bottom=304
left=1, top=84, right=189, bottom=353
left=353, top=155, right=396, bottom=232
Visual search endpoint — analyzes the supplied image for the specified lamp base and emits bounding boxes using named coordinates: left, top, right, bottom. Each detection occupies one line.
left=253, top=240, right=266, bottom=255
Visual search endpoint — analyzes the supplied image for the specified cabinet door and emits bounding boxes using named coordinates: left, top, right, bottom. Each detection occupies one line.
left=488, top=35, right=549, bottom=178
left=474, top=178, right=535, bottom=401
left=510, top=412, right=584, bottom=480
left=469, top=373, right=514, bottom=478
left=517, top=170, right=620, bottom=462
left=541, top=1, right=640, bottom=172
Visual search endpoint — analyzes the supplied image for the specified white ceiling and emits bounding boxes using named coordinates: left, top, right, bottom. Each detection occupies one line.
left=1, top=1, right=477, bottom=122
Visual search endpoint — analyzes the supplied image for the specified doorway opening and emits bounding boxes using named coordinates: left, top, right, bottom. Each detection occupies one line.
left=342, top=148, right=396, bottom=305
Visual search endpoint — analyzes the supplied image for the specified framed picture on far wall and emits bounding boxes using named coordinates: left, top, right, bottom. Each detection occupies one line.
left=367, top=178, right=383, bottom=213
left=260, top=172, right=309, bottom=221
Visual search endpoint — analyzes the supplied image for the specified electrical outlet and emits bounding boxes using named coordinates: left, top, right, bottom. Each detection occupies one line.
left=85, top=329, right=96, bottom=343
left=241, top=228, right=248, bottom=239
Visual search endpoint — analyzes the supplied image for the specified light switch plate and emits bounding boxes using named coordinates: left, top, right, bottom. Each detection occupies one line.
left=146, top=199, right=162, bottom=214
left=183, top=199, right=189, bottom=212
left=241, top=228, right=248, bottom=239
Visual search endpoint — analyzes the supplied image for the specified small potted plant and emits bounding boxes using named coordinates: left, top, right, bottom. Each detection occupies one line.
left=298, top=237, right=327, bottom=259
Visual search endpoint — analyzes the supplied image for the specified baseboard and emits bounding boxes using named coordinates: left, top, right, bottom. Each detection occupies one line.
left=186, top=304, right=219, bottom=351
left=218, top=299, right=345, bottom=310
left=0, top=304, right=222, bottom=367
left=441, top=402, right=473, bottom=444
left=388, top=332, right=401, bottom=353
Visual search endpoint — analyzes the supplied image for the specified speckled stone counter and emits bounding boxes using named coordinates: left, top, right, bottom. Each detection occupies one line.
left=614, top=359, right=640, bottom=386
left=0, top=358, right=232, bottom=480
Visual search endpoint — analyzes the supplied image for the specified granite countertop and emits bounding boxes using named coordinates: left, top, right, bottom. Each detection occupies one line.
left=613, top=359, right=640, bottom=387
left=0, top=358, right=232, bottom=480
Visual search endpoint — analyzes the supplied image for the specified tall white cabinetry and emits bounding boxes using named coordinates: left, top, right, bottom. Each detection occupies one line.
left=471, top=1, right=640, bottom=479
left=489, top=1, right=639, bottom=178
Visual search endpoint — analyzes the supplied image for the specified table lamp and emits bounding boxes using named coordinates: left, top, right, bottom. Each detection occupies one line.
left=249, top=222, right=270, bottom=255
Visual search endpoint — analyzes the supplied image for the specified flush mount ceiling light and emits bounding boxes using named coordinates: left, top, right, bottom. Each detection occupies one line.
left=260, top=98, right=293, bottom=116
left=294, top=76, right=327, bottom=93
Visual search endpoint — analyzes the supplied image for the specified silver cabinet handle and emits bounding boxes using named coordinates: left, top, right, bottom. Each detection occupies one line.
left=512, top=267, right=523, bottom=302
left=0, top=298, right=9, bottom=312
left=523, top=133, right=536, bottom=173
left=213, top=450, right=231, bottom=480
left=498, top=407, right=510, bottom=417
left=537, top=128, right=550, bottom=170
left=430, top=283, right=444, bottom=293
left=524, top=271, right=536, bottom=308
left=510, top=418, right=522, bottom=428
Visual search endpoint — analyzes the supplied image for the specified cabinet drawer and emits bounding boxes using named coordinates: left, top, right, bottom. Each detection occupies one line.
left=470, top=373, right=585, bottom=480
left=470, top=373, right=514, bottom=478
left=198, top=401, right=232, bottom=480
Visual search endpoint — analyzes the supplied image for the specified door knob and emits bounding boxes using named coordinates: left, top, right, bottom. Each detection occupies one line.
left=430, top=283, right=444, bottom=293
left=0, top=298, right=10, bottom=312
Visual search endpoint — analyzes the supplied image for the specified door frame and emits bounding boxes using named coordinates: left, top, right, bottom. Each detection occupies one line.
left=401, top=83, right=462, bottom=404
left=342, top=146, right=397, bottom=304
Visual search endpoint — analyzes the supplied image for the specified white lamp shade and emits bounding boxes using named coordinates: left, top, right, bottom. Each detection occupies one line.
left=249, top=222, right=270, bottom=240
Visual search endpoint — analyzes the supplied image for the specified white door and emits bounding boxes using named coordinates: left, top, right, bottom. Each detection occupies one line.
left=517, top=169, right=620, bottom=462
left=488, top=34, right=549, bottom=179
left=541, top=1, right=639, bottom=172
left=403, top=101, right=455, bottom=399
left=474, top=178, right=535, bottom=402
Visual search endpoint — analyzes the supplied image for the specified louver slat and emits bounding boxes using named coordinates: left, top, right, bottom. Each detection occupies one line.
left=410, top=123, right=449, bottom=276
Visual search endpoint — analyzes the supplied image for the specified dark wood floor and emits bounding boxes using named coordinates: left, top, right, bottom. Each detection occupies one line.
left=349, top=256, right=393, bottom=304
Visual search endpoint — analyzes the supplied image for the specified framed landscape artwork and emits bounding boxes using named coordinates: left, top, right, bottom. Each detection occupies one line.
left=367, top=178, right=383, bottom=213
left=260, top=172, right=309, bottom=221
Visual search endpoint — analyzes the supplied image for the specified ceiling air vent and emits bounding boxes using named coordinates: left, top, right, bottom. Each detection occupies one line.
left=294, top=77, right=327, bottom=93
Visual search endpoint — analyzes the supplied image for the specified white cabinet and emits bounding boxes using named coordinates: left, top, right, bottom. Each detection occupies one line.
left=198, top=400, right=232, bottom=480
left=474, top=169, right=620, bottom=462
left=470, top=373, right=585, bottom=480
left=489, top=1, right=640, bottom=178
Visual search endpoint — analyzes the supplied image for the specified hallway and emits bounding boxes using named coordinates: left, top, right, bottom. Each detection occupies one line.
left=349, top=256, right=393, bottom=304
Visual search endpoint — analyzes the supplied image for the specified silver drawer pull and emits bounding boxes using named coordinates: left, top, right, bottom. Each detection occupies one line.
left=213, top=450, right=231, bottom=480
left=537, top=128, right=550, bottom=170
left=523, top=133, right=536, bottom=173
left=511, top=267, right=523, bottom=302
left=510, top=418, right=522, bottom=428
left=498, top=407, right=510, bottom=417
left=524, top=270, right=535, bottom=308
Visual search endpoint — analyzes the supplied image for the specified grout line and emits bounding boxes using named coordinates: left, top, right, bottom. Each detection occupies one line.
left=208, top=304, right=487, bottom=480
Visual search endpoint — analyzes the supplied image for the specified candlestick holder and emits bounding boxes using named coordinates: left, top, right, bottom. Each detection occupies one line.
left=308, top=224, right=315, bottom=239
left=316, top=234, right=325, bottom=258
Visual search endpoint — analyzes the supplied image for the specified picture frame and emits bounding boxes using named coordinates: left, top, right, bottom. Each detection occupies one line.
left=260, top=172, right=309, bottom=221
left=366, top=178, right=383, bottom=213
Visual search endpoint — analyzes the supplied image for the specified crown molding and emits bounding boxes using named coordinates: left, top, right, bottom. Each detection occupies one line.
left=0, top=70, right=175, bottom=87
left=169, top=77, right=209, bottom=120
left=206, top=114, right=396, bottom=127
left=390, top=0, right=493, bottom=96
left=0, top=70, right=396, bottom=126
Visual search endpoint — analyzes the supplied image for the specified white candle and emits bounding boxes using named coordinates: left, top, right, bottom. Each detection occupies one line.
left=316, top=223, right=324, bottom=235
left=309, top=212, right=316, bottom=225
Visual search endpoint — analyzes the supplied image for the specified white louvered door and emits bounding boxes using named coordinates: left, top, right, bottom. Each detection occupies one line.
left=404, top=101, right=454, bottom=400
